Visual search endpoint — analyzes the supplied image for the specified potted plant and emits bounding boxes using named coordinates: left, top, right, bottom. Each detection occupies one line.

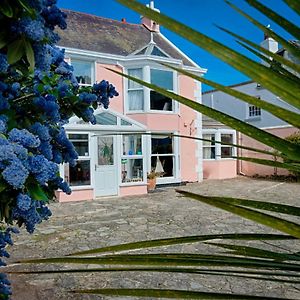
left=147, top=171, right=157, bottom=191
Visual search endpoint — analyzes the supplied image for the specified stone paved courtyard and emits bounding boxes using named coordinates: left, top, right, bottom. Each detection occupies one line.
left=4, top=177, right=300, bottom=299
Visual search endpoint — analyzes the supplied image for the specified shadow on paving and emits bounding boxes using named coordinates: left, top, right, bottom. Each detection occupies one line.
left=5, top=177, right=300, bottom=300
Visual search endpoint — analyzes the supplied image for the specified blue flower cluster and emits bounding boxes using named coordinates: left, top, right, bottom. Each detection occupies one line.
left=0, top=227, right=19, bottom=297
left=93, top=80, right=119, bottom=109
left=11, top=0, right=66, bottom=45
left=0, top=0, right=119, bottom=297
left=13, top=195, right=52, bottom=234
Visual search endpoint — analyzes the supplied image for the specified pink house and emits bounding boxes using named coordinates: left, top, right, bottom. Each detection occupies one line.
left=55, top=3, right=206, bottom=201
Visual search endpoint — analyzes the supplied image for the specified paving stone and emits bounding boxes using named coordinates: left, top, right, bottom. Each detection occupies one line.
left=4, top=177, right=300, bottom=299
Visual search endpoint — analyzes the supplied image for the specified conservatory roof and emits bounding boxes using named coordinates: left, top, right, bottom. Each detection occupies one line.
left=65, top=109, right=147, bottom=132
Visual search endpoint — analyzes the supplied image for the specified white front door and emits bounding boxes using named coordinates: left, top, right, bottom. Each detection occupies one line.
left=94, top=136, right=118, bottom=197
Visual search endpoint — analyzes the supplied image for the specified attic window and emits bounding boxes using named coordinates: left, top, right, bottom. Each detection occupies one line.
left=151, top=46, right=168, bottom=57
left=133, top=45, right=168, bottom=57
left=135, top=47, right=147, bottom=55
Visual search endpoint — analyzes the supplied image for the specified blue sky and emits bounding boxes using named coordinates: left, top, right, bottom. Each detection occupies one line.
left=58, top=0, right=298, bottom=92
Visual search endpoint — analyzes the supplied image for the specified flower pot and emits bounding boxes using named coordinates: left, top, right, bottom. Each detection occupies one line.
left=147, top=178, right=156, bottom=191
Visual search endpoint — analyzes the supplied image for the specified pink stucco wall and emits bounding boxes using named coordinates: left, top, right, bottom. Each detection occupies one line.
left=178, top=75, right=198, bottom=182
left=56, top=189, right=94, bottom=202
left=129, top=114, right=179, bottom=131
left=203, top=160, right=237, bottom=179
left=239, top=127, right=298, bottom=176
left=96, top=64, right=124, bottom=113
left=119, top=185, right=148, bottom=197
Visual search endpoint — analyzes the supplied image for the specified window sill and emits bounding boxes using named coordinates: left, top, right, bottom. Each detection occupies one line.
left=120, top=181, right=147, bottom=187
left=126, top=111, right=178, bottom=115
left=69, top=185, right=93, bottom=190
left=203, top=158, right=236, bottom=161
left=245, top=116, right=261, bottom=122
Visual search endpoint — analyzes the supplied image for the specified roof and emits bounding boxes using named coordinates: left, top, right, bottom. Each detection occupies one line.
left=202, top=80, right=254, bottom=95
left=57, top=10, right=195, bottom=67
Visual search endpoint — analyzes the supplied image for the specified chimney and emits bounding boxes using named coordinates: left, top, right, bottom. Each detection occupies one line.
left=141, top=1, right=160, bottom=32
left=260, top=26, right=279, bottom=65
left=260, top=26, right=279, bottom=54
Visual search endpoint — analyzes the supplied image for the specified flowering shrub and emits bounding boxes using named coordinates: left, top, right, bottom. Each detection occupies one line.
left=0, top=0, right=118, bottom=297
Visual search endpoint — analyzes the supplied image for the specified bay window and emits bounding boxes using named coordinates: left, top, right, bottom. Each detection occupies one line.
left=150, top=69, right=173, bottom=111
left=127, top=67, right=176, bottom=113
left=128, top=69, right=144, bottom=111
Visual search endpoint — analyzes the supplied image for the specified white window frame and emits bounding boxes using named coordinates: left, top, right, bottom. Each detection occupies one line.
left=202, top=132, right=216, bottom=160
left=149, top=67, right=176, bottom=113
left=246, top=96, right=262, bottom=119
left=149, top=132, right=179, bottom=184
left=70, top=58, right=95, bottom=87
left=120, top=134, right=146, bottom=186
left=248, top=104, right=262, bottom=118
left=202, top=129, right=236, bottom=160
left=127, top=68, right=144, bottom=113
left=125, top=65, right=178, bottom=114
left=61, top=131, right=93, bottom=190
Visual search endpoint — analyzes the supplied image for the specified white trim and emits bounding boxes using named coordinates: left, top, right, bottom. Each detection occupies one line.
left=194, top=81, right=203, bottom=181
left=149, top=131, right=180, bottom=184
left=261, top=124, right=293, bottom=130
left=62, top=46, right=205, bottom=74
left=202, top=129, right=237, bottom=161
left=129, top=42, right=171, bottom=59
left=67, top=108, right=147, bottom=131
left=69, top=58, right=95, bottom=86
left=62, top=131, right=93, bottom=190
left=64, top=47, right=184, bottom=67
left=125, top=65, right=179, bottom=114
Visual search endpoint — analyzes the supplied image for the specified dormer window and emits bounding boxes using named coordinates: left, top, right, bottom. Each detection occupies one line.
left=151, top=46, right=168, bottom=57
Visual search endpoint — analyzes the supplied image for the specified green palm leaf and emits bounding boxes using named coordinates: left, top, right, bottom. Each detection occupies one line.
left=162, top=63, right=300, bottom=129
left=225, top=0, right=300, bottom=60
left=215, top=25, right=300, bottom=75
left=245, top=0, right=300, bottom=40
left=235, top=156, right=300, bottom=173
left=17, top=253, right=300, bottom=271
left=116, top=0, right=300, bottom=109
left=207, top=242, right=300, bottom=261
left=66, top=233, right=294, bottom=257
left=284, top=0, right=300, bottom=15
left=70, top=288, right=298, bottom=299
left=10, top=267, right=300, bottom=284
left=108, top=68, right=300, bottom=161
left=235, top=41, right=300, bottom=82
left=206, top=196, right=300, bottom=216
left=176, top=190, right=300, bottom=238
